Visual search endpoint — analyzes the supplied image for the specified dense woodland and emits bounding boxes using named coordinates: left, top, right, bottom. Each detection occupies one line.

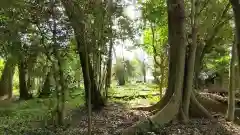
left=0, top=0, right=240, bottom=134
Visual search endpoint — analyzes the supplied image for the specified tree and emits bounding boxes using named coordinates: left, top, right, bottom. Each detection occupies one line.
left=122, top=0, right=187, bottom=133
left=18, top=53, right=32, bottom=100
left=60, top=0, right=105, bottom=109
left=194, top=0, right=232, bottom=88
left=227, top=0, right=240, bottom=122
left=226, top=37, right=237, bottom=121
left=0, top=56, right=16, bottom=99
left=230, top=1, right=240, bottom=70
left=141, top=0, right=169, bottom=95
left=122, top=0, right=216, bottom=134
left=182, top=0, right=199, bottom=118
left=114, top=58, right=126, bottom=85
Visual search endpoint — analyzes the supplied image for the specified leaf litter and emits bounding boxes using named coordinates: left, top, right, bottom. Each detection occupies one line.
left=58, top=100, right=240, bottom=135
left=5, top=98, right=240, bottom=135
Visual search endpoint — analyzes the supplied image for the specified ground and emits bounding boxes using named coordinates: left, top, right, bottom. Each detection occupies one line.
left=1, top=83, right=240, bottom=135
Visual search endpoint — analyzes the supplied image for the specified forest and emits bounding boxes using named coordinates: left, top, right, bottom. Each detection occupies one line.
left=0, top=0, right=240, bottom=134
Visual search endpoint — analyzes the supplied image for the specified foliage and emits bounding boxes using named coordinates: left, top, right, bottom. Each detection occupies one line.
left=0, top=88, right=84, bottom=134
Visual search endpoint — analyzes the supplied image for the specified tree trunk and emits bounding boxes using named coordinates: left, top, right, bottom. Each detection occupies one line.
left=226, top=39, right=237, bottom=121
left=18, top=59, right=31, bottom=100
left=159, top=55, right=166, bottom=98
left=194, top=44, right=204, bottom=89
left=230, top=0, right=240, bottom=71
left=182, top=0, right=199, bottom=119
left=105, top=45, right=113, bottom=88
left=122, top=0, right=187, bottom=134
left=142, top=61, right=146, bottom=83
left=105, top=0, right=113, bottom=91
left=79, top=51, right=105, bottom=109
left=55, top=59, right=66, bottom=126
left=38, top=71, right=52, bottom=98
left=60, top=0, right=105, bottom=110
left=116, top=64, right=125, bottom=86
left=0, top=57, right=15, bottom=99
left=229, top=0, right=240, bottom=121
left=105, top=38, right=113, bottom=98
left=122, top=0, right=214, bottom=134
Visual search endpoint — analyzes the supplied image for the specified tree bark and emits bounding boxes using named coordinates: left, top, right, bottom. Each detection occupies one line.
left=182, top=0, right=199, bottom=119
left=105, top=39, right=113, bottom=89
left=105, top=0, right=114, bottom=98
left=39, top=70, right=52, bottom=98
left=122, top=0, right=187, bottom=134
left=18, top=59, right=31, bottom=100
left=229, top=0, right=240, bottom=121
left=105, top=38, right=113, bottom=99
left=0, top=57, right=15, bottom=99
left=142, top=61, right=146, bottom=83
left=230, top=0, right=240, bottom=71
left=226, top=39, right=237, bottom=121
left=60, top=0, right=105, bottom=110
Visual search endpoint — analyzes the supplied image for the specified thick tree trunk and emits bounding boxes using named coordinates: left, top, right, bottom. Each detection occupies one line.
left=122, top=0, right=215, bottom=134
left=0, top=57, right=15, bottom=99
left=229, top=0, right=240, bottom=121
left=18, top=60, right=31, bottom=100
left=60, top=0, right=105, bottom=110
left=230, top=0, right=240, bottom=70
left=79, top=51, right=105, bottom=109
left=122, top=0, right=187, bottom=134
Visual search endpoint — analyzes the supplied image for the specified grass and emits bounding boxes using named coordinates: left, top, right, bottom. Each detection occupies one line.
left=0, top=88, right=84, bottom=134
left=109, top=83, right=159, bottom=97
left=109, top=83, right=161, bottom=105
left=0, top=83, right=161, bottom=134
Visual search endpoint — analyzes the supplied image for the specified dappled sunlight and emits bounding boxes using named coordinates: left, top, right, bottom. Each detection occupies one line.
left=0, top=0, right=239, bottom=134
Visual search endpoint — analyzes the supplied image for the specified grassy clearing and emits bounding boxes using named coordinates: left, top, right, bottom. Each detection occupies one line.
left=109, top=83, right=161, bottom=105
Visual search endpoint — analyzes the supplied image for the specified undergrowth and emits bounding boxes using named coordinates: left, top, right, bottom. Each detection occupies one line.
left=0, top=89, right=84, bottom=134
left=0, top=83, right=160, bottom=134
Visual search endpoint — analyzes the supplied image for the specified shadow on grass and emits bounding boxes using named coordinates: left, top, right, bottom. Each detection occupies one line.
left=0, top=91, right=85, bottom=135
left=1, top=86, right=240, bottom=135
left=1, top=98, right=240, bottom=135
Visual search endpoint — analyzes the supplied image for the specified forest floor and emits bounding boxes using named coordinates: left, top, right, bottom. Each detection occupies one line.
left=1, top=83, right=240, bottom=134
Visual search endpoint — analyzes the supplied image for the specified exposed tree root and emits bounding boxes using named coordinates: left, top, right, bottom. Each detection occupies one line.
left=189, top=92, right=214, bottom=119
left=122, top=91, right=232, bottom=134
left=195, top=92, right=227, bottom=114
left=132, top=101, right=160, bottom=112
left=200, top=92, right=240, bottom=105
left=121, top=93, right=180, bottom=135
